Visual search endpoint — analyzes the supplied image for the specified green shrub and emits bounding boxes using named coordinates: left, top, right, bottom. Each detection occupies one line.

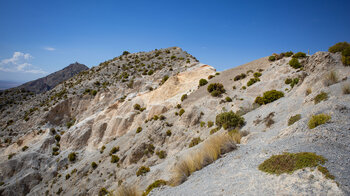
left=161, top=75, right=169, bottom=85
left=136, top=166, right=150, bottom=176
left=317, top=166, right=335, bottom=180
left=253, top=72, right=262, bottom=78
left=110, top=146, right=119, bottom=155
left=8, top=153, right=15, bottom=160
left=181, top=94, right=187, bottom=102
left=148, top=70, right=154, bottom=75
left=144, top=180, right=167, bottom=195
left=207, top=121, right=214, bottom=128
left=308, top=114, right=331, bottom=129
left=328, top=42, right=350, bottom=53
left=234, top=73, right=246, bottom=81
left=52, top=146, right=59, bottom=152
left=285, top=78, right=292, bottom=84
left=210, top=127, right=219, bottom=135
left=179, top=109, right=185, bottom=116
left=242, top=86, right=246, bottom=90
left=254, top=90, right=284, bottom=105
left=134, top=104, right=141, bottom=110
left=284, top=51, right=294, bottom=57
left=55, top=134, right=61, bottom=142
left=92, top=90, right=98, bottom=96
left=22, top=146, right=28, bottom=151
left=207, top=83, right=226, bottom=97
left=314, top=91, right=328, bottom=104
left=342, top=83, right=350, bottom=94
left=170, top=55, right=176, bottom=60
left=225, top=97, right=232, bottom=102
left=247, top=78, right=260, bottom=86
left=99, top=187, right=109, bottom=196
left=290, top=78, right=299, bottom=88
left=156, top=150, right=166, bottom=159
left=123, top=51, right=130, bottom=55
left=268, top=56, right=276, bottom=61
left=292, top=52, right=306, bottom=58
left=68, top=152, right=76, bottom=162
left=111, top=155, right=120, bottom=163
left=66, top=174, right=71, bottom=180
left=258, top=152, right=326, bottom=175
left=100, top=145, right=106, bottom=153
left=289, top=58, right=302, bottom=69
left=166, top=130, right=172, bottom=136
left=208, top=75, right=215, bottom=79
left=200, top=121, right=205, bottom=127
left=189, top=137, right=202, bottom=147
left=199, top=79, right=208, bottom=86
left=288, top=114, right=301, bottom=126
left=91, top=162, right=98, bottom=169
left=136, top=127, right=142, bottom=133
left=341, top=46, right=350, bottom=66
left=215, top=111, right=245, bottom=130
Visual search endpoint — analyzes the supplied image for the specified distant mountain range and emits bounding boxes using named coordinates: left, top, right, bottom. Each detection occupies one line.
left=0, top=80, right=23, bottom=90
left=13, top=62, right=88, bottom=93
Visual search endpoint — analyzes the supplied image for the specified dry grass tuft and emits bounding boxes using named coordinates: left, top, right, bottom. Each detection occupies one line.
left=324, top=70, right=338, bottom=86
left=115, top=184, right=141, bottom=196
left=342, top=83, right=350, bottom=94
left=170, top=133, right=237, bottom=186
left=305, top=88, right=312, bottom=96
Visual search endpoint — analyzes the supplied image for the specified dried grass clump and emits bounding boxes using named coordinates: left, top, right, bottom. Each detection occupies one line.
left=324, top=71, right=338, bottom=86
left=115, top=184, right=141, bottom=196
left=171, top=133, right=236, bottom=186
left=342, top=83, right=350, bottom=94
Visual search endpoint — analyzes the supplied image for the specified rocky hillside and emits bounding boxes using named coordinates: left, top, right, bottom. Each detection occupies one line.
left=0, top=45, right=349, bottom=196
left=15, top=62, right=88, bottom=94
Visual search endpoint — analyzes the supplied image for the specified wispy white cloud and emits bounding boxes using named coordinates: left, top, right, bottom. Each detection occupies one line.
left=44, top=47, right=56, bottom=51
left=0, top=52, right=47, bottom=74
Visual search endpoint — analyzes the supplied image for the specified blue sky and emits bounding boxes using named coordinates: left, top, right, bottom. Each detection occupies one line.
left=0, top=0, right=349, bottom=82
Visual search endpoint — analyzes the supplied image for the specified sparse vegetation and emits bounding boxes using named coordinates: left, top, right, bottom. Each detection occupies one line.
left=254, top=90, right=284, bottom=105
left=225, top=97, right=232, bottom=102
left=288, top=114, right=301, bottom=126
left=189, top=137, right=202, bottom=148
left=55, top=134, right=61, bottom=142
left=342, top=83, right=350, bottom=94
left=98, top=187, right=109, bottom=196
left=215, top=111, right=245, bottom=130
left=234, top=73, right=246, bottom=81
left=179, top=109, right=185, bottom=116
left=268, top=56, right=276, bottom=61
left=306, top=88, right=312, bottom=96
left=289, top=58, right=302, bottom=69
left=171, top=133, right=236, bottom=186
left=144, top=180, right=167, bottom=195
left=66, top=174, right=71, bottom=180
left=91, top=162, right=98, bottom=169
left=258, top=152, right=326, bottom=175
left=200, top=121, right=205, bottom=127
left=285, top=51, right=294, bottom=57
left=207, top=83, right=226, bottom=97
left=342, top=46, right=350, bottom=66
left=116, top=185, right=141, bottom=196
left=324, top=71, right=338, bottom=86
left=247, top=77, right=260, bottom=86
left=68, top=152, right=76, bottom=162
left=136, top=166, right=150, bottom=176
left=292, top=52, right=306, bottom=58
left=308, top=114, right=331, bottom=129
left=317, top=166, right=335, bottom=180
left=199, top=79, right=208, bottom=86
left=161, top=75, right=169, bottom=85
left=166, top=130, right=172, bottom=136
left=314, top=91, right=328, bottom=104
left=156, top=150, right=166, bottom=159
left=328, top=41, right=350, bottom=53
left=110, top=146, right=119, bottom=155
left=253, top=72, right=262, bottom=78
left=111, top=155, right=120, bottom=163
left=22, top=146, right=29, bottom=151
left=8, top=153, right=15, bottom=160
left=136, top=127, right=142, bottom=133
left=207, top=121, right=214, bottom=128
left=181, top=94, right=187, bottom=102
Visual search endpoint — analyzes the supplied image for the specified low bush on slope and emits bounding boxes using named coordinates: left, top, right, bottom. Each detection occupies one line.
left=314, top=91, right=328, bottom=104
left=198, top=78, right=208, bottom=86
left=258, top=152, right=327, bottom=175
left=289, top=58, right=302, bottom=69
left=116, top=184, right=141, bottom=196
left=254, top=90, right=284, bottom=105
left=328, top=42, right=350, bottom=66
left=288, top=114, right=301, bottom=126
left=308, top=114, right=331, bottom=129
left=215, top=111, right=245, bottom=130
left=292, top=52, right=306, bottom=58
left=207, top=83, right=226, bottom=97
left=143, top=180, right=167, bottom=195
left=171, top=133, right=237, bottom=186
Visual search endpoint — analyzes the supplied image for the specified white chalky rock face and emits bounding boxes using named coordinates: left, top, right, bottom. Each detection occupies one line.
left=1, top=49, right=350, bottom=196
